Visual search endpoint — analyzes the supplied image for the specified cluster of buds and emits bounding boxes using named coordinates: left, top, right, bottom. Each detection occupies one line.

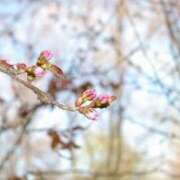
left=75, top=89, right=116, bottom=120
left=7, top=50, right=64, bottom=81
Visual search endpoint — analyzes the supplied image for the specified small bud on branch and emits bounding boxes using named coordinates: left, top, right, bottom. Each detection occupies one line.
left=75, top=89, right=116, bottom=120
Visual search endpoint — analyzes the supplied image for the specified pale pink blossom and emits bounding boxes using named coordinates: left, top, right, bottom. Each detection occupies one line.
left=85, top=108, right=99, bottom=121
left=40, top=50, right=53, bottom=60
left=34, top=67, right=45, bottom=77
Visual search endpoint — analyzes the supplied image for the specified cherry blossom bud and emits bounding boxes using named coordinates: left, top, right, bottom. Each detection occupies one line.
left=34, top=67, right=45, bottom=77
left=95, top=94, right=117, bottom=108
left=99, top=95, right=116, bottom=104
left=40, top=50, right=53, bottom=61
left=75, top=97, right=83, bottom=107
left=15, top=63, right=27, bottom=72
left=85, top=108, right=98, bottom=121
left=0, top=60, right=14, bottom=69
left=75, top=89, right=97, bottom=107
left=98, top=95, right=109, bottom=104
left=82, top=89, right=96, bottom=101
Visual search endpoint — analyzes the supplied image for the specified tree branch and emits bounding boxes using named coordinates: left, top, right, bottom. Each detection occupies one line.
left=0, top=61, right=78, bottom=112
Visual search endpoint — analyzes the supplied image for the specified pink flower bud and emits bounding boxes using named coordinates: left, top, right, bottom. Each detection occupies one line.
left=98, top=95, right=109, bottom=104
left=40, top=50, right=53, bottom=61
left=94, top=94, right=117, bottom=108
left=85, top=108, right=98, bottom=121
left=75, top=97, right=83, bottom=107
left=0, top=60, right=14, bottom=69
left=34, top=67, right=45, bottom=77
left=82, top=89, right=96, bottom=101
left=98, top=95, right=116, bottom=104
left=15, top=63, right=27, bottom=72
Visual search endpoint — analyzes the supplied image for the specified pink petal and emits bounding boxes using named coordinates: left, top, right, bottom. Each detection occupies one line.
left=86, top=109, right=99, bottom=121
left=40, top=50, right=53, bottom=60
left=34, top=67, right=45, bottom=77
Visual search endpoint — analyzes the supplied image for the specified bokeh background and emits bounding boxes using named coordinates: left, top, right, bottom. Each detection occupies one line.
left=0, top=0, right=180, bottom=179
